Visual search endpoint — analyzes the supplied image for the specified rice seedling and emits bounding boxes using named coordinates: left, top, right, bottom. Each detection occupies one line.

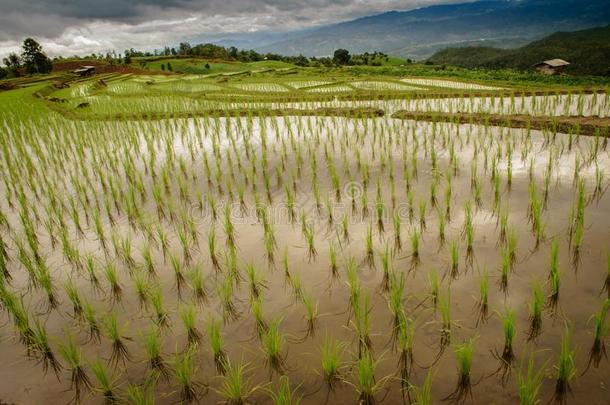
left=221, top=272, right=240, bottom=322
left=499, top=246, right=511, bottom=293
left=388, top=271, right=406, bottom=334
left=410, top=229, right=420, bottom=265
left=410, top=368, right=433, bottom=405
left=37, top=261, right=58, bottom=312
left=302, top=292, right=318, bottom=336
left=124, top=376, right=156, bottom=405
left=476, top=269, right=489, bottom=325
left=156, top=225, right=169, bottom=260
left=246, top=263, right=267, bottom=300
left=268, top=375, right=302, bottom=405
left=30, top=319, right=62, bottom=378
left=64, top=278, right=83, bottom=319
left=548, top=239, right=561, bottom=310
left=224, top=204, right=236, bottom=248
left=352, top=290, right=372, bottom=356
left=392, top=211, right=402, bottom=251
left=250, top=296, right=268, bottom=336
left=206, top=317, right=227, bottom=374
left=132, top=270, right=150, bottom=309
left=352, top=349, right=390, bottom=405
left=169, top=252, right=186, bottom=297
left=215, top=359, right=258, bottom=404
left=444, top=337, right=475, bottom=402
left=174, top=347, right=204, bottom=403
left=554, top=327, right=576, bottom=404
left=103, top=311, right=131, bottom=367
left=341, top=212, right=350, bottom=242
left=517, top=353, right=546, bottom=405
left=494, top=308, right=516, bottom=380
left=58, top=334, right=91, bottom=403
left=118, top=232, right=136, bottom=268
left=449, top=240, right=459, bottom=278
left=438, top=291, right=452, bottom=349
left=264, top=229, right=276, bottom=266
left=436, top=207, right=446, bottom=246
left=602, top=253, right=610, bottom=298
left=143, top=326, right=169, bottom=379
left=320, top=334, right=345, bottom=389
left=84, top=254, right=103, bottom=294
left=584, top=299, right=610, bottom=371
left=396, top=315, right=415, bottom=391
left=82, top=300, right=101, bottom=342
left=149, top=286, right=169, bottom=328
left=428, top=269, right=440, bottom=308
left=104, top=263, right=123, bottom=304
left=303, top=224, right=318, bottom=260
left=188, top=264, right=207, bottom=304
left=329, top=242, right=339, bottom=278
left=528, top=281, right=544, bottom=341
left=262, top=318, right=286, bottom=372
left=177, top=226, right=192, bottom=265
left=418, top=200, right=427, bottom=230
left=180, top=303, right=202, bottom=347
left=375, top=197, right=385, bottom=234
left=379, top=243, right=393, bottom=291
left=207, top=228, right=221, bottom=271
left=365, top=223, right=375, bottom=267
left=90, top=357, right=120, bottom=404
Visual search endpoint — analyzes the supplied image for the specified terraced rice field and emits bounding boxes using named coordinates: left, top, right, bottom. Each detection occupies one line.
left=0, top=72, right=609, bottom=405
left=400, top=78, right=504, bottom=91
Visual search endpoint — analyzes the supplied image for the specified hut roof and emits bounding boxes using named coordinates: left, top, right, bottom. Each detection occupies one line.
left=535, top=59, right=570, bottom=67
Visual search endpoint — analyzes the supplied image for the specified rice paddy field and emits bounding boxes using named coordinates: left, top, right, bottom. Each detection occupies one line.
left=0, top=70, right=609, bottom=405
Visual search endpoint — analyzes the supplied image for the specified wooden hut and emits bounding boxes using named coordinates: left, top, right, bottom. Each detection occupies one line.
left=73, top=66, right=95, bottom=76
left=534, top=59, right=570, bottom=75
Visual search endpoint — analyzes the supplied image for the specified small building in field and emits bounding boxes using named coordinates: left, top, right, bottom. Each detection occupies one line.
left=73, top=66, right=95, bottom=76
left=534, top=59, right=570, bottom=75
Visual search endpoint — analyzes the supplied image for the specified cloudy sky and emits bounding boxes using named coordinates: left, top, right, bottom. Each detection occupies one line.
left=0, top=0, right=466, bottom=58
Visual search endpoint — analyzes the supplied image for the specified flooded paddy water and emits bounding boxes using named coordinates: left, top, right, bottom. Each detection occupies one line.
left=0, top=84, right=610, bottom=405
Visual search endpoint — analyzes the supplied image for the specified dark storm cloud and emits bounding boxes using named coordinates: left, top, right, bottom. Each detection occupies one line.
left=0, top=0, right=462, bottom=57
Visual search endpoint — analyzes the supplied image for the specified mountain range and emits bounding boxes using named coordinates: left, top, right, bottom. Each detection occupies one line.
left=203, top=0, right=610, bottom=59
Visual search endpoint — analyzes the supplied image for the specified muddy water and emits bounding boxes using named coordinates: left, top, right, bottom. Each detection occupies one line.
left=0, top=115, right=609, bottom=405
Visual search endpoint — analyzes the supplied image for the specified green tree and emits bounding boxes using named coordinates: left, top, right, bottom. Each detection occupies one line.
left=0, top=66, right=7, bottom=79
left=167, top=62, right=173, bottom=71
left=333, top=49, right=351, bottom=65
left=21, top=38, right=52, bottom=74
left=179, top=42, right=191, bottom=56
left=294, top=54, right=309, bottom=66
left=3, top=53, right=22, bottom=77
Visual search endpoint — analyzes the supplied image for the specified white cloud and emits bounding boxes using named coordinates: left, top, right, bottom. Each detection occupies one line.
left=0, top=0, right=466, bottom=59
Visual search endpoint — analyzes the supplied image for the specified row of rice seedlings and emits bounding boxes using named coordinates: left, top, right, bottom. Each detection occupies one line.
left=2, top=99, right=604, bottom=402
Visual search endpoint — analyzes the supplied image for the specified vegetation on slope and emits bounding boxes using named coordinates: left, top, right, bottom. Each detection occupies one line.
left=428, top=25, right=610, bottom=76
